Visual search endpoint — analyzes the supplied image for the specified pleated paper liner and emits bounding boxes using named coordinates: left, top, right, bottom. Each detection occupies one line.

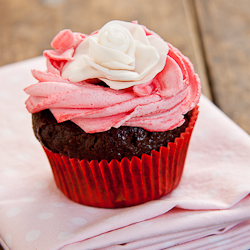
left=43, top=106, right=199, bottom=208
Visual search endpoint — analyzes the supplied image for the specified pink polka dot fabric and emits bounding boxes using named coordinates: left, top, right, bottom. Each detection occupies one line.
left=0, top=57, right=250, bottom=250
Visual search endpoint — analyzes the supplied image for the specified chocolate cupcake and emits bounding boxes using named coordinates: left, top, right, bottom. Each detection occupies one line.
left=24, top=21, right=201, bottom=208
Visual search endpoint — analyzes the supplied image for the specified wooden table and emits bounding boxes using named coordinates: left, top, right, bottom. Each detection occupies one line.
left=0, top=2, right=250, bottom=248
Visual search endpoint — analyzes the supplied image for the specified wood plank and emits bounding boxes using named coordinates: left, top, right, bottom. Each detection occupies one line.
left=0, top=0, right=65, bottom=66
left=182, top=0, right=212, bottom=100
left=195, top=0, right=250, bottom=133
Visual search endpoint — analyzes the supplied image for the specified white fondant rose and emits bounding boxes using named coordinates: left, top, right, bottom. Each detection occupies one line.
left=62, top=20, right=169, bottom=89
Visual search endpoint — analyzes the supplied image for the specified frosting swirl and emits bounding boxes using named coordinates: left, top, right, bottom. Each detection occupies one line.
left=25, top=21, right=201, bottom=133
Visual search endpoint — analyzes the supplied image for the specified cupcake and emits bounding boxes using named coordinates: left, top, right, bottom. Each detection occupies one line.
left=24, top=20, right=201, bottom=208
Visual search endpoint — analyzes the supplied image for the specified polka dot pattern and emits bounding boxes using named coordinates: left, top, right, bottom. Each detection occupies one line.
left=25, top=230, right=41, bottom=242
left=6, top=208, right=22, bottom=218
left=105, top=215, right=121, bottom=222
left=52, top=202, right=67, bottom=207
left=71, top=217, right=87, bottom=225
left=15, top=152, right=31, bottom=161
left=33, top=180, right=49, bottom=189
left=3, top=169, right=18, bottom=177
left=0, top=128, right=14, bottom=138
left=38, top=213, right=54, bottom=220
left=57, top=232, right=74, bottom=240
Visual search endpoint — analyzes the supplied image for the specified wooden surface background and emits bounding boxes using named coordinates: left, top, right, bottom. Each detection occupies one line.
left=0, top=0, right=250, bottom=249
left=0, top=0, right=249, bottom=136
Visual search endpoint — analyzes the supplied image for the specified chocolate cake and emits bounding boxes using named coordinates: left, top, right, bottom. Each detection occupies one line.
left=32, top=109, right=191, bottom=162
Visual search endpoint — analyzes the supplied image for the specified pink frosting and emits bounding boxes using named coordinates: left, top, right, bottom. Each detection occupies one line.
left=24, top=23, right=201, bottom=133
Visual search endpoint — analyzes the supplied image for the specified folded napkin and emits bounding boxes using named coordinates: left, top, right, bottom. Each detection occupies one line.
left=0, top=57, right=250, bottom=250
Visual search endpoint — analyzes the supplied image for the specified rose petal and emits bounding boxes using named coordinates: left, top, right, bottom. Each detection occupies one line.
left=153, top=56, right=184, bottom=97
left=98, top=23, right=134, bottom=53
left=43, top=48, right=75, bottom=61
left=73, top=32, right=88, bottom=48
left=89, top=36, right=135, bottom=69
left=46, top=59, right=60, bottom=75
left=51, top=29, right=75, bottom=50
left=62, top=55, right=104, bottom=82
left=134, top=40, right=159, bottom=74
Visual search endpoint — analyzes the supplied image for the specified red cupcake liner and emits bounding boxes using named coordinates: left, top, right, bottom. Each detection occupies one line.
left=42, top=106, right=199, bottom=208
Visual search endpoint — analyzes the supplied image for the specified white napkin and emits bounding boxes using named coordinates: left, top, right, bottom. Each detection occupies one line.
left=0, top=57, right=250, bottom=250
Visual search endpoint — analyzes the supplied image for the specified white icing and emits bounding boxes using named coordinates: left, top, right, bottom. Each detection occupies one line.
left=62, top=20, right=169, bottom=89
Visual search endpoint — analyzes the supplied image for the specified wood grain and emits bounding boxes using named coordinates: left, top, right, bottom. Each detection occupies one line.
left=182, top=0, right=212, bottom=100
left=195, top=0, right=250, bottom=133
